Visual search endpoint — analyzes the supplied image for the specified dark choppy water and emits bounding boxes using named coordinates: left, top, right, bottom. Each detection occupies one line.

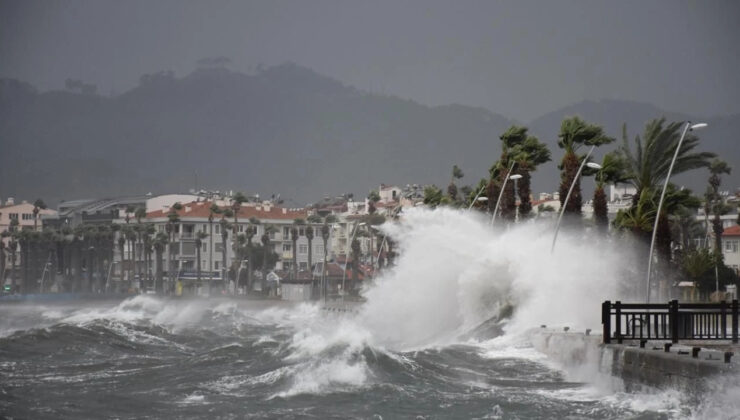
left=0, top=296, right=718, bottom=419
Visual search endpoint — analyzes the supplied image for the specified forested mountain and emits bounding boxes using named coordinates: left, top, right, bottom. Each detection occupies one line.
left=1, top=64, right=737, bottom=206
left=0, top=64, right=513, bottom=205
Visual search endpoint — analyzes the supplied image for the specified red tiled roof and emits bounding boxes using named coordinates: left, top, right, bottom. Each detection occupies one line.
left=146, top=201, right=308, bottom=220
left=723, top=225, right=740, bottom=236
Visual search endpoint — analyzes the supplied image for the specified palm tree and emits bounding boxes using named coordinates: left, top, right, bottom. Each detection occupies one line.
left=219, top=216, right=231, bottom=290
left=32, top=199, right=47, bottom=231
left=166, top=203, right=182, bottom=293
left=290, top=225, right=299, bottom=280
left=0, top=234, right=6, bottom=287
left=306, top=225, right=314, bottom=290
left=153, top=232, right=168, bottom=293
left=502, top=126, right=551, bottom=219
left=208, top=203, right=221, bottom=285
left=245, top=217, right=260, bottom=293
left=145, top=225, right=155, bottom=287
left=134, top=207, right=147, bottom=281
left=260, top=226, right=276, bottom=295
left=321, top=223, right=330, bottom=299
left=706, top=159, right=731, bottom=257
left=350, top=237, right=361, bottom=296
left=231, top=192, right=247, bottom=256
left=8, top=234, right=18, bottom=293
left=619, top=119, right=716, bottom=206
left=592, top=152, right=628, bottom=233
left=557, top=117, right=614, bottom=217
left=125, top=226, right=137, bottom=290
left=195, top=231, right=208, bottom=289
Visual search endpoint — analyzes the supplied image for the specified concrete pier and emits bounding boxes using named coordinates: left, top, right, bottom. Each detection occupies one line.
left=532, top=329, right=737, bottom=394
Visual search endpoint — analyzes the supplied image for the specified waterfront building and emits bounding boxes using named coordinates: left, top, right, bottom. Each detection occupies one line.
left=722, top=225, right=740, bottom=275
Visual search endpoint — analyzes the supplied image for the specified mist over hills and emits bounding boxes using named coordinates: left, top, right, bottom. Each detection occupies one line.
left=1, top=63, right=737, bottom=206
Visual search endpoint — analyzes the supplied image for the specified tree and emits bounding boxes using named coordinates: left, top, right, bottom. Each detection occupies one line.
left=245, top=218, right=259, bottom=293
left=503, top=126, right=551, bottom=219
left=153, top=232, right=168, bottom=293
left=707, top=159, right=731, bottom=258
left=219, top=217, right=231, bottom=289
left=619, top=119, right=716, bottom=206
left=321, top=223, right=330, bottom=299
left=350, top=237, right=361, bottom=295
left=195, top=231, right=208, bottom=288
left=423, top=185, right=443, bottom=208
left=592, top=152, right=629, bottom=233
left=557, top=117, right=614, bottom=217
left=231, top=192, right=247, bottom=261
left=367, top=190, right=381, bottom=203
left=260, top=226, right=276, bottom=294
left=134, top=207, right=147, bottom=281
left=208, top=203, right=221, bottom=285
left=290, top=226, right=299, bottom=280
left=7, top=234, right=18, bottom=292
left=306, top=225, right=314, bottom=290
left=32, top=199, right=47, bottom=231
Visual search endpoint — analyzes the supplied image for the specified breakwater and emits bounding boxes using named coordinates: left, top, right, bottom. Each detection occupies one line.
left=532, top=329, right=737, bottom=395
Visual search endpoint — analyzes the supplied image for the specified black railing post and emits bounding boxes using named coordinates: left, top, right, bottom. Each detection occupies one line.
left=602, top=301, right=611, bottom=344
left=670, top=299, right=679, bottom=344
left=721, top=300, right=727, bottom=339
left=615, top=301, right=622, bottom=344
left=732, top=299, right=738, bottom=344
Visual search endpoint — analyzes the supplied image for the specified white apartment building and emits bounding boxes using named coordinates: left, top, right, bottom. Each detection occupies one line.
left=722, top=225, right=740, bottom=275
left=120, top=201, right=329, bottom=282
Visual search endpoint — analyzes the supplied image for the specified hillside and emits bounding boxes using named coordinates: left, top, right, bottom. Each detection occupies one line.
left=1, top=66, right=737, bottom=206
left=0, top=64, right=514, bottom=205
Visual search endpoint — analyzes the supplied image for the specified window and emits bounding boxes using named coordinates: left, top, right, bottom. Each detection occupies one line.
left=201, top=244, right=207, bottom=252
left=726, top=240, right=739, bottom=253
left=299, top=244, right=308, bottom=254
left=22, top=213, right=34, bottom=220
left=215, top=225, right=220, bottom=234
left=315, top=244, right=324, bottom=255
left=215, top=243, right=223, bottom=253
left=299, top=228, right=305, bottom=236
left=170, top=243, right=180, bottom=254
left=182, top=242, right=196, bottom=255
left=299, top=262, right=308, bottom=270
left=269, top=230, right=276, bottom=240
left=214, top=261, right=220, bottom=270
left=283, top=243, right=291, bottom=251
left=283, top=227, right=290, bottom=237
left=9, top=213, right=18, bottom=220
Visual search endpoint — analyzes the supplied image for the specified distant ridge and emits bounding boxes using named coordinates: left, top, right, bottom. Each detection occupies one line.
left=1, top=65, right=737, bottom=205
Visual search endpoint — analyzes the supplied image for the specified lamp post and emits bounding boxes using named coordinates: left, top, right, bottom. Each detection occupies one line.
left=341, top=221, right=365, bottom=304
left=551, top=145, right=600, bottom=253
left=468, top=185, right=488, bottom=211
left=510, top=174, right=523, bottom=223
left=490, top=161, right=517, bottom=228
left=646, top=122, right=707, bottom=303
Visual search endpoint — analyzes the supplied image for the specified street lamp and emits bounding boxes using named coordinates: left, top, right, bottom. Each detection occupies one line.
left=490, top=161, right=518, bottom=228
left=550, top=146, right=601, bottom=253
left=341, top=221, right=365, bottom=304
left=646, top=122, right=707, bottom=303
left=468, top=185, right=488, bottom=211
left=510, top=174, right=523, bottom=223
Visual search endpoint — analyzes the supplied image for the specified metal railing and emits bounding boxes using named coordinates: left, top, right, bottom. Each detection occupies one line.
left=602, top=300, right=739, bottom=344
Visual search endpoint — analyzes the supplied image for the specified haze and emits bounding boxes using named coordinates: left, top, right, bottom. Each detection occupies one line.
left=2, top=0, right=739, bottom=122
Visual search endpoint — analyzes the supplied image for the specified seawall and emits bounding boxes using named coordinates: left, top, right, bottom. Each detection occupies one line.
left=531, top=329, right=737, bottom=394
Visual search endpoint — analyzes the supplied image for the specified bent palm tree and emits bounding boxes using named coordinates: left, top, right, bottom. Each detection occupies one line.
left=557, top=117, right=614, bottom=217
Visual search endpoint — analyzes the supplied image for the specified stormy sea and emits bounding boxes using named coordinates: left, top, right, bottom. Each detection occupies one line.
left=1, top=209, right=738, bottom=419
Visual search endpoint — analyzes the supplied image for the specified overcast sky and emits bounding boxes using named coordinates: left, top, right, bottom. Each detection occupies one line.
left=1, top=0, right=738, bottom=121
